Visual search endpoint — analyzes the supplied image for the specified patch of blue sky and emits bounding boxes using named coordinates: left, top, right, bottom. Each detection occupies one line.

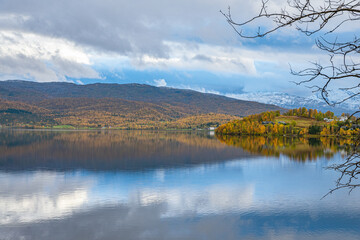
left=252, top=61, right=311, bottom=94
left=76, top=68, right=246, bottom=94
left=239, top=30, right=315, bottom=51
left=237, top=27, right=359, bottom=53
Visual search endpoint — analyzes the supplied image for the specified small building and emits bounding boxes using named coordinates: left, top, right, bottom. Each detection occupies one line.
left=278, top=121, right=288, bottom=125
left=339, top=116, right=348, bottom=122
left=209, top=127, right=215, bottom=131
left=324, top=118, right=334, bottom=123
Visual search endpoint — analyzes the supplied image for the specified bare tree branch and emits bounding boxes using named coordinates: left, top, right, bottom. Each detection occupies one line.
left=221, top=0, right=360, bottom=194
left=221, top=0, right=360, bottom=107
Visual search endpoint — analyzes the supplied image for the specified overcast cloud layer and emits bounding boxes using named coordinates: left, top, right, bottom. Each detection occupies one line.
left=0, top=0, right=357, bottom=97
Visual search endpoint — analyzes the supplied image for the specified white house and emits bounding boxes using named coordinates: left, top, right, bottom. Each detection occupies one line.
left=339, top=116, right=348, bottom=122
left=324, top=118, right=334, bottom=123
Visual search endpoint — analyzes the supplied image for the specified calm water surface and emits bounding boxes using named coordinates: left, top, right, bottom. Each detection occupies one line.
left=0, top=129, right=359, bottom=240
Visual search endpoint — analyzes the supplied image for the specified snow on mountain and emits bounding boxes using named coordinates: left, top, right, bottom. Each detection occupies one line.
left=306, top=90, right=360, bottom=110
left=226, top=92, right=359, bottom=115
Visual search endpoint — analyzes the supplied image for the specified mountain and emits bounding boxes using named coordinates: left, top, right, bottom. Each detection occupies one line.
left=0, top=80, right=284, bottom=129
left=226, top=92, right=358, bottom=115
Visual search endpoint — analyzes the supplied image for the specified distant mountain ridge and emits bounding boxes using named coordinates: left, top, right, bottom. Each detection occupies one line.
left=226, top=92, right=357, bottom=115
left=0, top=80, right=283, bottom=115
left=0, top=80, right=284, bottom=128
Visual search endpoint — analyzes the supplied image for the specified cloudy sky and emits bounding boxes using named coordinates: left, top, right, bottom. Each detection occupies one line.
left=0, top=0, right=356, bottom=97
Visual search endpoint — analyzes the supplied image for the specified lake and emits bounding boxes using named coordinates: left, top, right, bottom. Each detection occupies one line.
left=0, top=129, right=359, bottom=240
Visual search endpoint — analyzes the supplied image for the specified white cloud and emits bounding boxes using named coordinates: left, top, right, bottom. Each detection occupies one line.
left=129, top=40, right=327, bottom=77
left=76, top=80, right=84, bottom=85
left=174, top=84, right=221, bottom=95
left=0, top=0, right=320, bottom=82
left=130, top=41, right=257, bottom=75
left=0, top=31, right=91, bottom=64
left=0, top=31, right=101, bottom=82
left=0, top=0, right=356, bottom=95
left=0, top=0, right=256, bottom=56
left=153, top=78, right=167, bottom=87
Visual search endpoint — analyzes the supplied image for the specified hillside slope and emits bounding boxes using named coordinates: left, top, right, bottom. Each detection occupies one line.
left=0, top=80, right=284, bottom=128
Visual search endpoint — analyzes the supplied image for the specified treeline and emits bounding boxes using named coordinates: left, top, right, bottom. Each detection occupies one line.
left=216, top=118, right=298, bottom=136
left=215, top=108, right=359, bottom=137
left=283, top=107, right=334, bottom=120
left=307, top=121, right=359, bottom=136
left=242, top=110, right=280, bottom=122
left=216, top=110, right=296, bottom=136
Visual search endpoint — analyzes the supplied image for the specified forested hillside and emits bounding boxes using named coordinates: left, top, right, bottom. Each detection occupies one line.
left=0, top=80, right=284, bottom=129
left=216, top=108, right=358, bottom=138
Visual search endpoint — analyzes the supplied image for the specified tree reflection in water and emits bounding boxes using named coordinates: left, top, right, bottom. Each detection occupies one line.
left=216, top=135, right=353, bottom=162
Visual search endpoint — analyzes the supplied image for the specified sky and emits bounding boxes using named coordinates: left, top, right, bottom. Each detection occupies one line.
left=0, top=0, right=358, bottom=98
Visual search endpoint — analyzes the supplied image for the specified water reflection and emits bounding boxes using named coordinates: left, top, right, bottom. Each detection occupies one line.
left=0, top=129, right=253, bottom=171
left=0, top=130, right=359, bottom=240
left=216, top=135, right=351, bottom=161
left=0, top=171, right=92, bottom=224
